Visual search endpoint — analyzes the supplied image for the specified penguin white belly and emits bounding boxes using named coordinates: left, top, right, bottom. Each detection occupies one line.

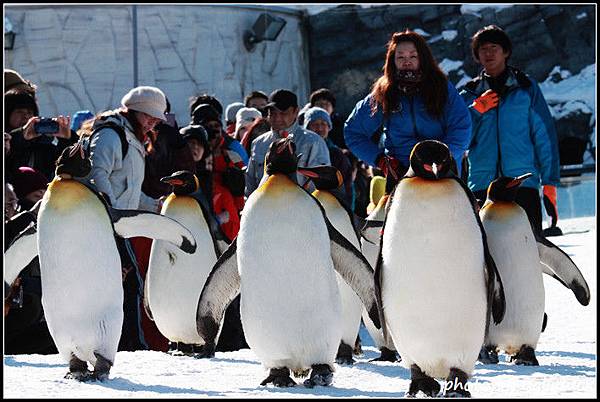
left=315, top=192, right=363, bottom=347
left=37, top=188, right=123, bottom=365
left=382, top=179, right=487, bottom=378
left=481, top=206, right=545, bottom=354
left=147, top=196, right=216, bottom=344
left=238, top=179, right=342, bottom=371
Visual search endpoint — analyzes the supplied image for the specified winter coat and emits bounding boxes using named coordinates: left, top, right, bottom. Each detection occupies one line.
left=344, top=81, right=471, bottom=172
left=245, top=121, right=331, bottom=196
left=85, top=111, right=159, bottom=211
left=459, top=66, right=560, bottom=192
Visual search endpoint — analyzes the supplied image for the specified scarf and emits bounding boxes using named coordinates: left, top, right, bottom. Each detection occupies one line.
left=396, top=70, right=423, bottom=96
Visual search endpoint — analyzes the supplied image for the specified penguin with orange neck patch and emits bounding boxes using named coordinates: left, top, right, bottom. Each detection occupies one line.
left=4, top=143, right=197, bottom=382
left=375, top=140, right=505, bottom=397
left=145, top=170, right=228, bottom=357
left=298, top=165, right=364, bottom=365
left=478, top=173, right=590, bottom=366
left=195, top=137, right=381, bottom=388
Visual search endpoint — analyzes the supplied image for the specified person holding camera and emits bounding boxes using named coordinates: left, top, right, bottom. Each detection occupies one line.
left=5, top=90, right=75, bottom=183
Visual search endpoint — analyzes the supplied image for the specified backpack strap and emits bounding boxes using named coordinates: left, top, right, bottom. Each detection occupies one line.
left=89, top=121, right=129, bottom=159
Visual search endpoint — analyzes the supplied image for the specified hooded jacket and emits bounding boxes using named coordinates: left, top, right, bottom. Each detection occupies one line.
left=459, top=66, right=560, bottom=192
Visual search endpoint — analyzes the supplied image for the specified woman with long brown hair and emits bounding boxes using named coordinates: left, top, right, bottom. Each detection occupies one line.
left=344, top=30, right=471, bottom=180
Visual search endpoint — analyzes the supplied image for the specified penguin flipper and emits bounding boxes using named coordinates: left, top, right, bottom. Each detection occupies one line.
left=196, top=239, right=241, bottom=345
left=325, top=217, right=381, bottom=330
left=142, top=272, right=153, bottom=321
left=535, top=233, right=590, bottom=306
left=5, top=224, right=39, bottom=287
left=109, top=207, right=196, bottom=254
left=483, top=231, right=506, bottom=326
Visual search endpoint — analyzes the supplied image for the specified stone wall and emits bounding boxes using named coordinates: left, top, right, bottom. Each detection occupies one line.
left=307, top=4, right=596, bottom=163
left=4, top=4, right=310, bottom=125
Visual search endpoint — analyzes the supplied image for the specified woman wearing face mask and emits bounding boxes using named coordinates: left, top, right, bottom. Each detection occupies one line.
left=344, top=30, right=472, bottom=188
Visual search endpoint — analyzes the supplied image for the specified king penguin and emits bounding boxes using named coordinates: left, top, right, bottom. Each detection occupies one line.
left=4, top=143, right=197, bottom=382
left=298, top=165, right=364, bottom=365
left=195, top=137, right=381, bottom=388
left=375, top=140, right=505, bottom=397
left=478, top=174, right=590, bottom=366
left=359, top=193, right=400, bottom=362
left=145, top=170, right=227, bottom=356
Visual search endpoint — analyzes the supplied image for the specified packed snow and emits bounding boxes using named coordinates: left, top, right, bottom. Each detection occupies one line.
left=3, top=213, right=596, bottom=398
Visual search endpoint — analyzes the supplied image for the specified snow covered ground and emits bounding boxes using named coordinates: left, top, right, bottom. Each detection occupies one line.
left=3, top=214, right=596, bottom=398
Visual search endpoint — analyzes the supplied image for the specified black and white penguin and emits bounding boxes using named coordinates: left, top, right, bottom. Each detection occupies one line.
left=359, top=194, right=400, bottom=362
left=298, top=165, right=364, bottom=365
left=478, top=174, right=591, bottom=365
left=4, top=143, right=197, bottom=382
left=375, top=140, right=505, bottom=397
left=145, top=170, right=226, bottom=356
left=195, top=137, right=381, bottom=388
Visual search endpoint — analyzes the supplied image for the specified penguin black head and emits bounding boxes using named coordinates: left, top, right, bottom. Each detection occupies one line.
left=55, top=143, right=92, bottom=179
left=409, top=140, right=455, bottom=180
left=160, top=170, right=200, bottom=195
left=486, top=173, right=533, bottom=202
left=297, top=165, right=343, bottom=191
left=265, top=137, right=299, bottom=176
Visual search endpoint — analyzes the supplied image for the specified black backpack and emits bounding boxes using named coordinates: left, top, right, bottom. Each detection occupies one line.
left=84, top=119, right=129, bottom=159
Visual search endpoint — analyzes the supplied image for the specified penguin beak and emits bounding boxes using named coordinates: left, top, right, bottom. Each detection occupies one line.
left=507, top=173, right=533, bottom=188
left=160, top=176, right=183, bottom=186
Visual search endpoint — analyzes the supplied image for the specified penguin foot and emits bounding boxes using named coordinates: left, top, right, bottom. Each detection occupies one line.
left=193, top=342, right=216, bottom=359
left=353, top=334, right=363, bottom=356
left=442, top=368, right=470, bottom=398
left=408, top=364, right=440, bottom=397
left=511, top=345, right=539, bottom=366
left=65, top=354, right=93, bottom=382
left=260, top=367, right=296, bottom=387
left=477, top=345, right=499, bottom=364
left=64, top=370, right=94, bottom=382
left=92, top=352, right=113, bottom=381
left=335, top=342, right=355, bottom=365
left=370, top=347, right=400, bottom=362
left=303, top=364, right=334, bottom=388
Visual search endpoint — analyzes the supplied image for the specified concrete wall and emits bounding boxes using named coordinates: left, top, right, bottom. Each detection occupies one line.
left=4, top=4, right=310, bottom=125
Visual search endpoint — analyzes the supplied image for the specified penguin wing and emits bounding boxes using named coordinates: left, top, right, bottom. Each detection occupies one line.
left=109, top=208, right=196, bottom=254
left=142, top=272, right=154, bottom=321
left=450, top=177, right=506, bottom=325
left=196, top=238, right=241, bottom=344
left=326, top=218, right=381, bottom=330
left=4, top=224, right=39, bottom=286
left=535, top=232, right=590, bottom=306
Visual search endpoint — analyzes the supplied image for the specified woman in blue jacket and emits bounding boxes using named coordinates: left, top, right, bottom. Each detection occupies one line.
left=344, top=30, right=471, bottom=185
left=459, top=25, right=560, bottom=235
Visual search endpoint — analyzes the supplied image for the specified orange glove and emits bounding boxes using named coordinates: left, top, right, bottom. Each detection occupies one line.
left=542, top=185, right=558, bottom=227
left=472, top=89, right=499, bottom=114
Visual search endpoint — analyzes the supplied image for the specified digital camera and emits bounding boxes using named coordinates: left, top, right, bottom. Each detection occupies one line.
left=34, top=118, right=60, bottom=135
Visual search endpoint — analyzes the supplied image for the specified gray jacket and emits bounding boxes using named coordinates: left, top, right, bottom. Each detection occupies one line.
left=86, top=112, right=159, bottom=211
left=245, top=121, right=331, bottom=197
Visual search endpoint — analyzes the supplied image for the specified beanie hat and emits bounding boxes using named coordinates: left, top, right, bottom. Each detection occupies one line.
left=235, top=107, right=262, bottom=131
left=4, top=69, right=37, bottom=95
left=121, top=86, right=167, bottom=121
left=303, top=106, right=332, bottom=130
left=192, top=103, right=221, bottom=126
left=179, top=124, right=209, bottom=150
left=4, top=90, right=39, bottom=129
left=225, top=102, right=245, bottom=124
left=71, top=110, right=95, bottom=131
left=12, top=167, right=49, bottom=200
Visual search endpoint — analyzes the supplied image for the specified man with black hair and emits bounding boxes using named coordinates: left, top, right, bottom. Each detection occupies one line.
left=459, top=25, right=560, bottom=236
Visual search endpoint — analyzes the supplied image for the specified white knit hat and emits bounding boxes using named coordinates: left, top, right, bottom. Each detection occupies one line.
left=225, top=102, right=245, bottom=124
left=235, top=107, right=262, bottom=131
left=121, top=86, right=167, bottom=121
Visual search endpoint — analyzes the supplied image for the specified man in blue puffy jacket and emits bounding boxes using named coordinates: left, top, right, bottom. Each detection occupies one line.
left=459, top=25, right=560, bottom=235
